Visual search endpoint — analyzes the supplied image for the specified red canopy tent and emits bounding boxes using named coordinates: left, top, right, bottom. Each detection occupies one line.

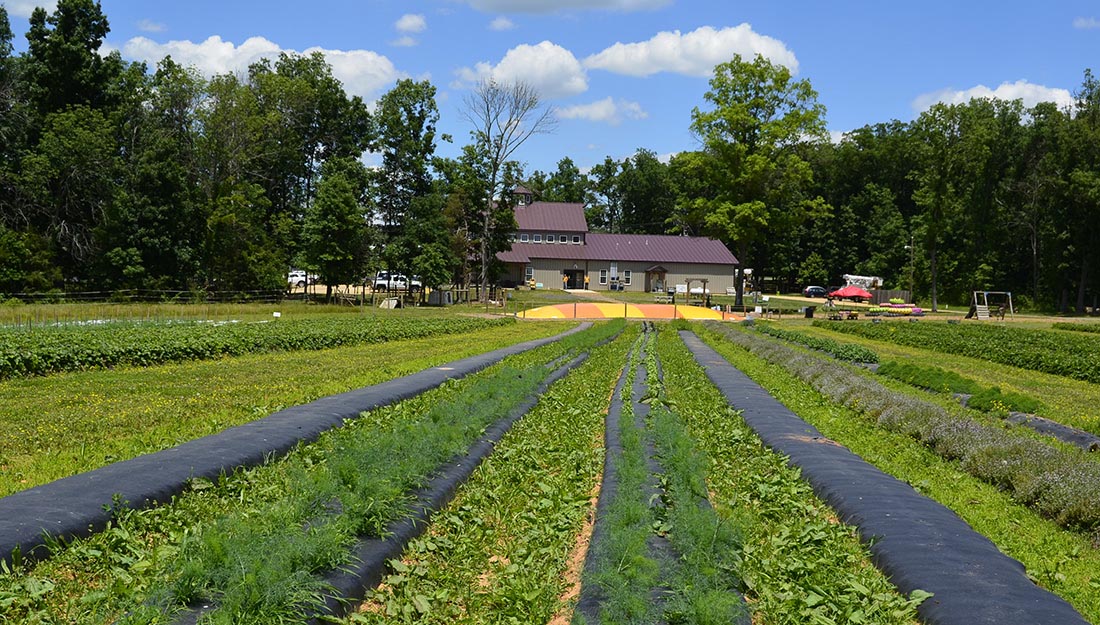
left=829, top=285, right=873, bottom=300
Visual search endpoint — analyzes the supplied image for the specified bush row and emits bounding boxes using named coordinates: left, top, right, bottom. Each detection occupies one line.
left=1051, top=322, right=1100, bottom=334
left=876, top=360, right=1043, bottom=415
left=815, top=320, right=1100, bottom=384
left=754, top=323, right=879, bottom=363
left=0, top=316, right=513, bottom=379
left=710, top=323, right=1100, bottom=532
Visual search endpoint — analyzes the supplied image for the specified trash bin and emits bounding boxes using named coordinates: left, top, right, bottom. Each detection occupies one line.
left=805, top=305, right=816, bottom=319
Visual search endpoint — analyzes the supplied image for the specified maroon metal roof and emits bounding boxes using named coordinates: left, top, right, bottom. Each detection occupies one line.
left=514, top=202, right=588, bottom=233
left=585, top=233, right=738, bottom=265
left=497, top=242, right=586, bottom=264
left=497, top=234, right=738, bottom=266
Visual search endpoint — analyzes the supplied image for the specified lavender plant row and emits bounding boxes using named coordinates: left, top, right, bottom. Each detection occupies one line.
left=707, top=323, right=1100, bottom=533
left=754, top=323, right=878, bottom=363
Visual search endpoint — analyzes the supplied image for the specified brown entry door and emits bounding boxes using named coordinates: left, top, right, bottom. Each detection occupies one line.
left=564, top=270, right=584, bottom=289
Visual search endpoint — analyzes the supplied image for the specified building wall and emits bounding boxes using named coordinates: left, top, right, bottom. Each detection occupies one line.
left=512, top=231, right=586, bottom=245
left=511, top=258, right=736, bottom=292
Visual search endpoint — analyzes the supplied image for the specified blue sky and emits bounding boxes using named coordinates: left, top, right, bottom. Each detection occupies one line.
left=4, top=0, right=1099, bottom=174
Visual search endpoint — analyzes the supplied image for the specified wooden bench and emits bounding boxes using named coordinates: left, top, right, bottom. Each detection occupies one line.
left=654, top=294, right=673, bottom=304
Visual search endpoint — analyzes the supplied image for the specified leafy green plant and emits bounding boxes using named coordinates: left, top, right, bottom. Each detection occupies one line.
left=0, top=322, right=622, bottom=623
left=656, top=328, right=927, bottom=624
left=346, top=327, right=636, bottom=624
left=876, top=360, right=1044, bottom=415
left=755, top=323, right=878, bottom=363
left=696, top=324, right=1100, bottom=622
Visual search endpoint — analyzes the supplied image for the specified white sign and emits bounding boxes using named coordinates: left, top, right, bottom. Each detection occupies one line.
left=675, top=284, right=688, bottom=294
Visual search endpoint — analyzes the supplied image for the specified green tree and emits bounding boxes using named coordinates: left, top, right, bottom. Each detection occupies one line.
left=618, top=148, right=674, bottom=234
left=301, top=164, right=368, bottom=300
left=543, top=156, right=587, bottom=203
left=22, top=0, right=123, bottom=118
left=374, top=79, right=440, bottom=279
left=689, top=53, right=830, bottom=304
left=585, top=156, right=622, bottom=232
left=911, top=103, right=964, bottom=311
left=19, top=105, right=118, bottom=281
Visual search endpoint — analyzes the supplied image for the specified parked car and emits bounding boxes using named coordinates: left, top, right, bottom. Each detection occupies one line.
left=802, top=285, right=827, bottom=298
left=287, top=269, right=317, bottom=288
left=373, top=272, right=422, bottom=291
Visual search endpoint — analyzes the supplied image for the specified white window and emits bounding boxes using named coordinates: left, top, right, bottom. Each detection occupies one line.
left=533, top=234, right=542, bottom=243
left=520, top=233, right=529, bottom=242
left=610, top=262, right=618, bottom=279
left=557, top=235, right=566, bottom=243
left=599, top=269, right=608, bottom=285
left=624, top=270, right=632, bottom=286
left=572, top=235, right=581, bottom=244
left=547, top=234, right=556, bottom=244
left=525, top=266, right=534, bottom=281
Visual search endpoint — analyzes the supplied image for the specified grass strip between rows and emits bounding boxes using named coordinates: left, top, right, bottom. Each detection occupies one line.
left=340, top=326, right=637, bottom=624
left=0, top=321, right=622, bottom=624
left=695, top=323, right=1100, bottom=622
left=0, top=321, right=568, bottom=496
left=754, top=322, right=878, bottom=364
left=656, top=325, right=925, bottom=625
left=875, top=360, right=1043, bottom=415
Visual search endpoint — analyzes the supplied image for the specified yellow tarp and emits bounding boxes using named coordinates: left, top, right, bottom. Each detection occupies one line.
left=522, top=302, right=736, bottom=320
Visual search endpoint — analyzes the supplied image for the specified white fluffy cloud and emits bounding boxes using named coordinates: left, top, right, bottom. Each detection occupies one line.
left=3, top=0, right=57, bottom=18
left=1073, top=17, right=1100, bottom=29
left=455, top=40, right=587, bottom=99
left=584, top=24, right=799, bottom=77
left=460, top=0, right=668, bottom=13
left=489, top=16, right=515, bottom=31
left=395, top=14, right=427, bottom=33
left=391, top=35, right=418, bottom=47
left=121, top=36, right=402, bottom=100
left=912, top=80, right=1074, bottom=113
left=556, top=97, right=647, bottom=125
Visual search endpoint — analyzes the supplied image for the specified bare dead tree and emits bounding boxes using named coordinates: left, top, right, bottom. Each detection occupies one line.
left=461, top=78, right=556, bottom=302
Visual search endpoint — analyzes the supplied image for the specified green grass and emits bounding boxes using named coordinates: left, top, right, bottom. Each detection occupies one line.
left=875, top=360, right=1044, bottom=415
left=0, top=300, right=370, bottom=327
left=792, top=321, right=1100, bottom=436
left=343, top=326, right=636, bottom=624
left=695, top=324, right=1100, bottom=622
left=657, top=325, right=926, bottom=625
left=0, top=321, right=571, bottom=496
left=0, top=322, right=621, bottom=624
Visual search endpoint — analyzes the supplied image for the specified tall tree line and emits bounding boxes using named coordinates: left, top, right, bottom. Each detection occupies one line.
left=0, top=1, right=515, bottom=297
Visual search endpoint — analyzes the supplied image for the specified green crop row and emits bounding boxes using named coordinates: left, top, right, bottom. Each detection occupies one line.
left=657, top=325, right=927, bottom=624
left=754, top=323, right=878, bottom=363
left=876, top=360, right=1044, bottom=415
left=344, top=327, right=636, bottom=624
left=0, top=322, right=621, bottom=624
left=1051, top=322, right=1100, bottom=334
left=694, top=324, right=1100, bottom=622
left=712, top=323, right=1100, bottom=532
left=815, top=320, right=1100, bottom=384
left=0, top=315, right=513, bottom=379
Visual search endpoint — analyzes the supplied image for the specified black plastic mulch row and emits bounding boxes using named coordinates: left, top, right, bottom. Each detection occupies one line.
left=679, top=330, right=1088, bottom=625
left=572, top=331, right=632, bottom=622
left=0, top=322, right=592, bottom=568
left=170, top=350, right=595, bottom=624
left=1004, top=412, right=1100, bottom=452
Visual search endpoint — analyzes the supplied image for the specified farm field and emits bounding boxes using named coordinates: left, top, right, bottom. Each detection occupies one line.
left=697, top=322, right=1100, bottom=621
left=792, top=319, right=1100, bottom=436
left=0, top=317, right=567, bottom=496
left=0, top=314, right=1096, bottom=624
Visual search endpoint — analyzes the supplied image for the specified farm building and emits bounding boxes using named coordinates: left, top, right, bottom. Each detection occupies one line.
left=497, top=188, right=739, bottom=292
